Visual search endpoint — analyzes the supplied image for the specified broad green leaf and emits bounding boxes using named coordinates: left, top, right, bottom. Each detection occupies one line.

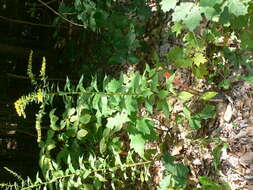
left=199, top=0, right=223, bottom=7
left=200, top=91, right=218, bottom=100
left=106, top=79, right=122, bottom=92
left=183, top=106, right=191, bottom=120
left=193, top=53, right=207, bottom=66
left=79, top=114, right=91, bottom=125
left=219, top=6, right=230, bottom=25
left=136, top=118, right=150, bottom=135
left=201, top=7, right=217, bottom=21
left=183, top=6, right=202, bottom=31
left=212, top=143, right=228, bottom=171
left=157, top=175, right=171, bottom=190
left=192, top=64, right=208, bottom=78
left=167, top=47, right=183, bottom=60
left=158, top=90, right=169, bottom=100
left=160, top=0, right=178, bottom=12
left=189, top=118, right=201, bottom=129
left=178, top=91, right=194, bottom=101
left=162, top=101, right=170, bottom=117
left=77, top=129, right=88, bottom=140
left=196, top=104, right=216, bottom=119
left=198, top=176, right=223, bottom=188
left=106, top=112, right=129, bottom=132
left=226, top=0, right=248, bottom=16
left=145, top=96, right=154, bottom=114
left=175, top=58, right=192, bottom=68
left=172, top=2, right=194, bottom=22
left=129, top=133, right=145, bottom=157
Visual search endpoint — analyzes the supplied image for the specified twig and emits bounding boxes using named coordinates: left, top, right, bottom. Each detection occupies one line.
left=38, top=0, right=86, bottom=28
left=0, top=15, right=55, bottom=28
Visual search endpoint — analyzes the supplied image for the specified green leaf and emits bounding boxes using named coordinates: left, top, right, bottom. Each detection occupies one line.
left=172, top=2, right=194, bottom=22
left=183, top=106, right=191, bottom=120
left=157, top=175, right=171, bottom=190
left=196, top=104, right=216, bottom=119
left=95, top=173, right=107, bottom=182
left=167, top=47, right=183, bottom=60
left=212, top=143, right=228, bottom=171
left=79, top=114, right=91, bottom=125
left=193, top=53, right=207, bottom=66
left=201, top=7, right=217, bottom=21
left=77, top=129, right=88, bottom=140
left=226, top=0, right=248, bottom=16
left=136, top=118, right=150, bottom=135
left=158, top=90, right=169, bottom=100
left=175, top=58, right=192, bottom=68
left=189, top=118, right=201, bottom=129
left=129, top=133, right=145, bottom=157
left=171, top=22, right=183, bottom=36
left=199, top=0, right=223, bottom=7
left=106, top=112, right=129, bottom=132
left=241, top=75, right=253, bottom=83
left=49, top=109, right=63, bottom=131
left=160, top=0, right=178, bottom=12
left=192, top=64, right=208, bottom=78
left=106, top=79, right=122, bottom=92
left=183, top=6, right=202, bottom=31
left=178, top=91, right=194, bottom=101
left=200, top=91, right=218, bottom=100
left=198, top=176, right=223, bottom=189
left=67, top=108, right=76, bottom=117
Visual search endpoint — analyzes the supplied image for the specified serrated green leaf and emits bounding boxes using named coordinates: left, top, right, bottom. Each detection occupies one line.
left=178, top=91, right=194, bottom=101
left=193, top=53, right=207, bottom=66
left=183, top=6, right=202, bottom=31
left=160, top=0, right=178, bottom=12
left=200, top=91, right=218, bottom=100
left=226, top=0, right=248, bottom=16
left=77, top=129, right=88, bottom=140
left=201, top=7, right=217, bottom=21
left=129, top=133, right=145, bottom=157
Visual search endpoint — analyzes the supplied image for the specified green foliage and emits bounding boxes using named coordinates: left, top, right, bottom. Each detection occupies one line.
left=193, top=176, right=229, bottom=190
left=53, top=0, right=153, bottom=67
left=7, top=1, right=253, bottom=189
left=158, top=153, right=189, bottom=190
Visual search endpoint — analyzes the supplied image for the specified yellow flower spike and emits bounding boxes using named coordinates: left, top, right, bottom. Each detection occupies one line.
left=14, top=98, right=26, bottom=118
left=37, top=89, right=44, bottom=103
left=40, top=56, right=47, bottom=81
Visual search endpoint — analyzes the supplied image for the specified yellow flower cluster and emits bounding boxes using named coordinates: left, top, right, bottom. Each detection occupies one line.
left=14, top=90, right=44, bottom=118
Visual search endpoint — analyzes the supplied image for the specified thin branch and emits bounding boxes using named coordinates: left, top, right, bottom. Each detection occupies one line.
left=0, top=15, right=55, bottom=28
left=38, top=0, right=86, bottom=28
